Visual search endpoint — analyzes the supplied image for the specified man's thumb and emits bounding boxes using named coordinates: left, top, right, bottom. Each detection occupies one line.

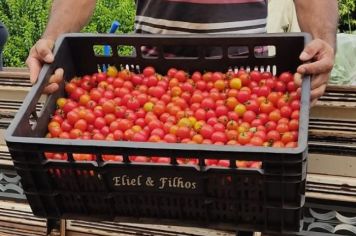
left=44, top=53, right=54, bottom=62
left=36, top=39, right=55, bottom=62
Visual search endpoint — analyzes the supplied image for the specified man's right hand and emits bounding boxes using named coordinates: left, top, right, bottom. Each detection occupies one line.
left=26, top=39, right=64, bottom=94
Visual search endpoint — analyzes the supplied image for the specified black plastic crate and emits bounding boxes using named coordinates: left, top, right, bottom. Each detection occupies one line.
left=5, top=33, right=311, bottom=234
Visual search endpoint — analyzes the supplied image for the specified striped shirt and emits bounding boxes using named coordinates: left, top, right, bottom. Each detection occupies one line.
left=135, top=0, right=268, bottom=35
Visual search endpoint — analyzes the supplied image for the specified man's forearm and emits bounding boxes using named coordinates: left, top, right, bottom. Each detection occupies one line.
left=295, top=0, right=338, bottom=51
left=42, top=0, right=96, bottom=40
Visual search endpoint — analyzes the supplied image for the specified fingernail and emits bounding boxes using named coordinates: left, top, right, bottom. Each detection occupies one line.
left=44, top=54, right=54, bottom=62
left=300, top=52, right=309, bottom=60
left=58, top=68, right=64, bottom=75
left=298, top=67, right=306, bottom=74
left=294, top=74, right=302, bottom=85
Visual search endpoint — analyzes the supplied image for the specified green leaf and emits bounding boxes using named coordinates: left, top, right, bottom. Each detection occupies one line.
left=0, top=0, right=135, bottom=67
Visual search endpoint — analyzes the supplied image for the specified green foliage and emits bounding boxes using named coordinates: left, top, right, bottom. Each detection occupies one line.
left=0, top=0, right=52, bottom=67
left=83, top=0, right=136, bottom=57
left=339, top=0, right=356, bottom=33
left=0, top=0, right=135, bottom=67
left=83, top=0, right=135, bottom=34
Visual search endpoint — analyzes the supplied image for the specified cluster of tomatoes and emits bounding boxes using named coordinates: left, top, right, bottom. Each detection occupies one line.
left=45, top=66, right=301, bottom=168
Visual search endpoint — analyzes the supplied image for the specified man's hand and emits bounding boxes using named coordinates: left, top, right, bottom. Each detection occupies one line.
left=26, top=39, right=64, bottom=94
left=294, top=39, right=335, bottom=106
left=294, top=0, right=338, bottom=106
left=25, top=0, right=96, bottom=93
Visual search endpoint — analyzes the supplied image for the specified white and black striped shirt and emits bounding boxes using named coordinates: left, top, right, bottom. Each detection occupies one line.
left=135, top=0, right=268, bottom=35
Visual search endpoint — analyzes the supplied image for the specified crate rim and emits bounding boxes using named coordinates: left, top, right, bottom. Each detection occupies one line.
left=56, top=31, right=312, bottom=40
left=6, top=136, right=307, bottom=155
left=5, top=32, right=311, bottom=156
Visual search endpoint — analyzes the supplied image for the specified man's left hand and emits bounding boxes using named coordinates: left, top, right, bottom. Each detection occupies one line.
left=295, top=38, right=335, bottom=106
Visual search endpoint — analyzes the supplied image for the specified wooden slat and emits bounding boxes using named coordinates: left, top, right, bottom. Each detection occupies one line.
left=0, top=72, right=30, bottom=80
left=67, top=232, right=96, bottom=236
left=60, top=219, right=66, bottom=236
left=308, top=118, right=356, bottom=141
left=0, top=221, right=45, bottom=236
left=323, top=84, right=356, bottom=93
left=309, top=141, right=356, bottom=150
left=306, top=174, right=356, bottom=210
left=66, top=220, right=235, bottom=236
left=309, top=118, right=356, bottom=126
left=0, top=211, right=44, bottom=225
left=0, top=130, right=7, bottom=146
left=0, top=201, right=46, bottom=224
left=308, top=153, right=356, bottom=178
left=2, top=67, right=29, bottom=73
left=310, top=105, right=356, bottom=121
left=306, top=192, right=356, bottom=206
left=0, top=67, right=30, bottom=78
left=309, top=129, right=356, bottom=140
left=0, top=86, right=30, bottom=101
left=0, top=68, right=30, bottom=96
left=0, top=201, right=47, bottom=236
left=309, top=126, right=356, bottom=133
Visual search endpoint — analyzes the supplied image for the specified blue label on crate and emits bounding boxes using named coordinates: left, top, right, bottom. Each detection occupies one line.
left=112, top=175, right=198, bottom=191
